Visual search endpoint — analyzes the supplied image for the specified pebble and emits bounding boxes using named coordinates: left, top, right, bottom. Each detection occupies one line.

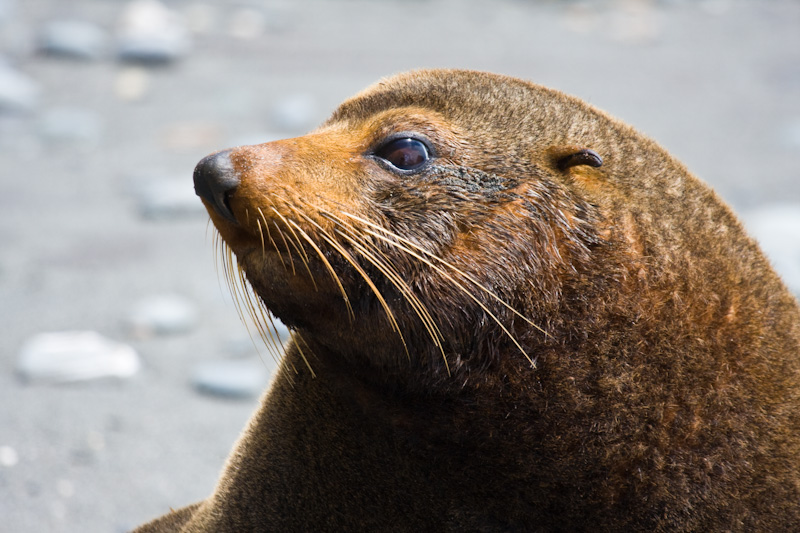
left=126, top=293, right=198, bottom=338
left=38, top=19, right=109, bottom=60
left=114, top=66, right=151, bottom=102
left=134, top=176, right=207, bottom=219
left=56, top=479, right=75, bottom=499
left=117, top=0, right=191, bottom=64
left=0, top=445, right=19, bottom=467
left=191, top=358, right=270, bottom=399
left=269, top=93, right=317, bottom=133
left=0, top=60, right=39, bottom=113
left=742, top=204, right=800, bottom=296
left=17, top=331, right=141, bottom=384
left=38, top=107, right=103, bottom=146
left=86, top=430, right=106, bottom=452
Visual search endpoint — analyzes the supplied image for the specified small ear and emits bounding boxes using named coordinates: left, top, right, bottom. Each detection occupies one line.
left=556, top=149, right=603, bottom=171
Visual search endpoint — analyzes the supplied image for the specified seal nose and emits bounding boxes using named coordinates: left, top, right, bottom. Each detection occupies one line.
left=193, top=149, right=239, bottom=223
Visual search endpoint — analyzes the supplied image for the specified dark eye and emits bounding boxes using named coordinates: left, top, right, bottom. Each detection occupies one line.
left=374, top=138, right=430, bottom=171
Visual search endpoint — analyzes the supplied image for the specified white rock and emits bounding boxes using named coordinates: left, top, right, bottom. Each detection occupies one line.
left=0, top=445, right=19, bottom=467
left=126, top=294, right=198, bottom=337
left=38, top=19, right=109, bottom=60
left=0, top=60, right=39, bottom=113
left=86, top=430, right=106, bottom=452
left=117, top=0, right=191, bottom=64
left=191, top=358, right=269, bottom=398
left=17, top=331, right=141, bottom=384
left=114, top=66, right=151, bottom=102
left=56, top=479, right=75, bottom=499
left=742, top=204, right=800, bottom=296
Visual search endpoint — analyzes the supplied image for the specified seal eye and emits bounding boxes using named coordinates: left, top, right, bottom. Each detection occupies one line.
left=374, top=138, right=430, bottom=171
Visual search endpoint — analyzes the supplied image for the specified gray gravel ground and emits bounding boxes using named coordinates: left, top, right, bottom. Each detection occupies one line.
left=1, top=0, right=799, bottom=531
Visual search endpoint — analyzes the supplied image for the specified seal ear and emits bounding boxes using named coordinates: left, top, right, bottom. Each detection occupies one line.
left=555, top=149, right=603, bottom=171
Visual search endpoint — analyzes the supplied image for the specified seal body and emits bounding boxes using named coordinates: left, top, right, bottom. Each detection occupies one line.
left=136, top=70, right=800, bottom=531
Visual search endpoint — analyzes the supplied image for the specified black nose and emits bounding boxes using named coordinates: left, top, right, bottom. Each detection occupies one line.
left=193, top=149, right=239, bottom=223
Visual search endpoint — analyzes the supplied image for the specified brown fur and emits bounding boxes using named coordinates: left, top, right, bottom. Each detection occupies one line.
left=135, top=70, right=800, bottom=532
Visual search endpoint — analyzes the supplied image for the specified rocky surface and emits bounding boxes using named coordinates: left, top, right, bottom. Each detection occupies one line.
left=0, top=0, right=798, bottom=531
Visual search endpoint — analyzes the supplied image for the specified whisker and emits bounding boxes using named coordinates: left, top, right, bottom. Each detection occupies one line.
left=343, top=211, right=543, bottom=333
left=282, top=215, right=355, bottom=321
left=209, top=230, right=287, bottom=368
left=256, top=207, right=287, bottom=269
left=269, top=207, right=318, bottom=292
left=272, top=220, right=297, bottom=275
left=256, top=218, right=267, bottom=258
left=286, top=200, right=448, bottom=369
left=270, top=207, right=312, bottom=266
left=281, top=210, right=409, bottom=356
left=336, top=210, right=539, bottom=367
left=211, top=230, right=221, bottom=286
left=291, top=330, right=317, bottom=378
left=236, top=264, right=285, bottom=365
left=341, top=230, right=449, bottom=370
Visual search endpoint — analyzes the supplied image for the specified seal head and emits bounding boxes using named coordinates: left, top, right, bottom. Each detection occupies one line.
left=138, top=70, right=800, bottom=532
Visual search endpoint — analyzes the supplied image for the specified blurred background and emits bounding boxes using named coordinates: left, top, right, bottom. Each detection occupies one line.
left=0, top=0, right=798, bottom=531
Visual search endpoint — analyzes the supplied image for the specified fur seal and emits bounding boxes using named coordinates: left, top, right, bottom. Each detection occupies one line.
left=135, top=70, right=800, bottom=531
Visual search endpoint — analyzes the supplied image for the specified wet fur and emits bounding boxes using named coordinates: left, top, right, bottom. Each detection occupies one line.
left=135, top=70, right=800, bottom=531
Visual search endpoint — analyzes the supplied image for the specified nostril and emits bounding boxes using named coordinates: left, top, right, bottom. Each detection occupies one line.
left=220, top=190, right=235, bottom=220
left=193, top=149, right=240, bottom=223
